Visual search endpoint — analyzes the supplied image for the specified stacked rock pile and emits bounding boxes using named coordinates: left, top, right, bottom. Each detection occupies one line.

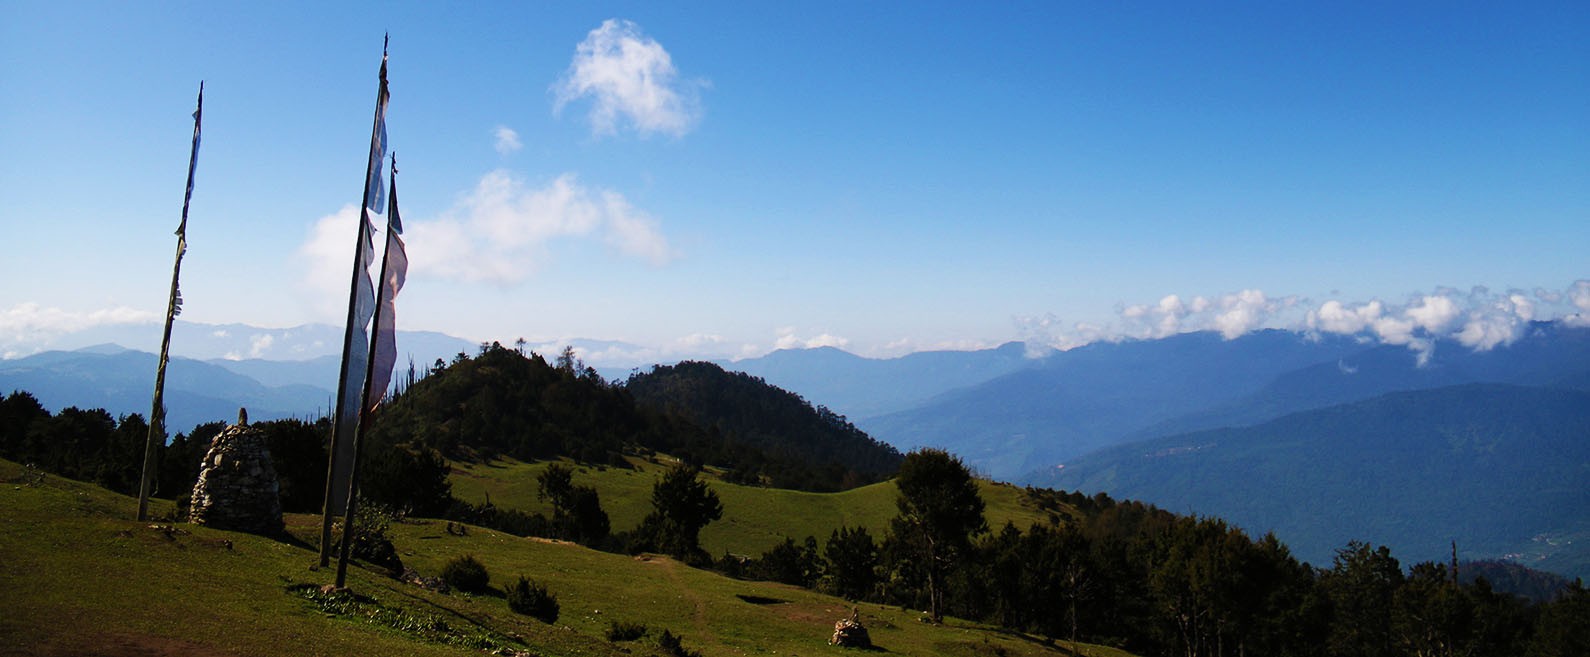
left=829, top=609, right=872, bottom=649
left=189, top=411, right=284, bottom=536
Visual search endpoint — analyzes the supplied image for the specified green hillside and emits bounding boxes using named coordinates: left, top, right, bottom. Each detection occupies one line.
left=449, top=455, right=1056, bottom=557
left=0, top=459, right=1127, bottom=657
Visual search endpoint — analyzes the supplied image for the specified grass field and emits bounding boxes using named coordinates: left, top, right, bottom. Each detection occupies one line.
left=2, top=459, right=1126, bottom=657
left=448, top=455, right=1063, bottom=557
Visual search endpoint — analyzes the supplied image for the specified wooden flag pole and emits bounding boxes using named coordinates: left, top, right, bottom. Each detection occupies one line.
left=137, top=81, right=203, bottom=522
left=320, top=35, right=389, bottom=567
left=337, top=153, right=399, bottom=588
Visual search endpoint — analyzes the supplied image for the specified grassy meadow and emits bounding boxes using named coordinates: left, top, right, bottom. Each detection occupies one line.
left=448, top=455, right=1063, bottom=557
left=2, top=459, right=1125, bottom=657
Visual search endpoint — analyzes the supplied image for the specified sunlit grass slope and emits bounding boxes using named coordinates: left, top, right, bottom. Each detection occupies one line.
left=449, top=455, right=1060, bottom=557
left=3, top=459, right=1127, bottom=657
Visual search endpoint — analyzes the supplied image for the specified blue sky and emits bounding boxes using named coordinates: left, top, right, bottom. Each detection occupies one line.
left=2, top=2, right=1587, bottom=364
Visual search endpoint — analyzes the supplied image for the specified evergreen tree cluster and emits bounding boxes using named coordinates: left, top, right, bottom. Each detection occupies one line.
left=0, top=391, right=338, bottom=513
left=735, top=450, right=1589, bottom=657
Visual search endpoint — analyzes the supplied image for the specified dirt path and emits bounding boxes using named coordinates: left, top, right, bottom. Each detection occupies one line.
left=634, top=554, right=716, bottom=644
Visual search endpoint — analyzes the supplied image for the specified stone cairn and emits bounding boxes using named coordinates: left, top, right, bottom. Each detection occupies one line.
left=829, top=608, right=872, bottom=649
left=189, top=409, right=283, bottom=535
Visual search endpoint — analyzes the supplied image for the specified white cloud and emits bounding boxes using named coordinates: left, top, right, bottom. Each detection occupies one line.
left=553, top=19, right=705, bottom=138
left=1213, top=289, right=1288, bottom=340
left=305, top=170, right=675, bottom=289
left=1567, top=280, right=1590, bottom=327
left=1300, top=284, right=1590, bottom=363
left=1022, top=280, right=1590, bottom=366
left=248, top=334, right=275, bottom=359
left=1406, top=295, right=1461, bottom=334
left=296, top=204, right=365, bottom=321
left=773, top=328, right=850, bottom=351
left=1110, top=289, right=1297, bottom=341
left=0, top=302, right=158, bottom=356
left=598, top=190, right=673, bottom=265
left=494, top=126, right=522, bottom=155
left=1014, top=313, right=1111, bottom=355
left=1308, top=300, right=1384, bottom=335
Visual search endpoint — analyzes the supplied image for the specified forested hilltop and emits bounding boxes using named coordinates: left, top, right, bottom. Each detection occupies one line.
left=370, top=342, right=900, bottom=492
left=625, top=360, right=902, bottom=490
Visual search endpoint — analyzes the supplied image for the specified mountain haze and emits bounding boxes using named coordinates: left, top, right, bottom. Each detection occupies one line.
left=862, top=330, right=1367, bottom=478
left=0, top=348, right=329, bottom=433
left=724, top=341, right=1034, bottom=420
left=1045, top=383, right=1590, bottom=577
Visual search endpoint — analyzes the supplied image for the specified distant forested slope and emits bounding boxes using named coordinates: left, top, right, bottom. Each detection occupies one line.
left=1046, top=383, right=1590, bottom=577
left=625, top=361, right=902, bottom=490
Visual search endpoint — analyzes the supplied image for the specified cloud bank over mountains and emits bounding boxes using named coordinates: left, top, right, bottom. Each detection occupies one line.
left=1019, top=280, right=1590, bottom=365
left=4, top=279, right=1587, bottom=365
left=0, top=303, right=157, bottom=359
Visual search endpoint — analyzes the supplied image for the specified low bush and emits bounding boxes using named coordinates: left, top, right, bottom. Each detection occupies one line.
left=605, top=620, right=647, bottom=641
left=506, top=575, right=559, bottom=624
left=440, top=554, right=490, bottom=594
left=658, top=629, right=703, bottom=657
left=333, top=499, right=403, bottom=577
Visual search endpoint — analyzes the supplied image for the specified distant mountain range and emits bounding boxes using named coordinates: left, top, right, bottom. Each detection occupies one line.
left=7, top=318, right=1589, bottom=576
left=721, top=341, right=1035, bottom=420
left=0, top=347, right=329, bottom=434
left=0, top=322, right=482, bottom=433
left=858, top=330, right=1371, bottom=477
left=1040, top=383, right=1590, bottom=578
left=858, top=323, right=1590, bottom=481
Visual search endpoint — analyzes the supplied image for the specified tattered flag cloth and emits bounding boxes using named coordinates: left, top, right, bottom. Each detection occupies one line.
left=366, top=166, right=407, bottom=411
left=326, top=46, right=389, bottom=515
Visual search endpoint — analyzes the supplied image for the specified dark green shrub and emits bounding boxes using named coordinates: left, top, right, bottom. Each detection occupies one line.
left=440, top=554, right=490, bottom=593
left=506, top=575, right=559, bottom=623
left=658, top=629, right=703, bottom=657
left=606, top=620, right=647, bottom=641
left=333, top=499, right=403, bottom=577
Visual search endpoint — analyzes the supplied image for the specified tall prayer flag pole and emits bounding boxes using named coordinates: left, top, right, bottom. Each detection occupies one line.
left=336, top=153, right=407, bottom=587
left=137, top=81, right=203, bottom=522
left=320, top=36, right=390, bottom=566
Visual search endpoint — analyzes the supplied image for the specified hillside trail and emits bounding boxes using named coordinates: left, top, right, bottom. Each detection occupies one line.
left=636, top=554, right=717, bottom=644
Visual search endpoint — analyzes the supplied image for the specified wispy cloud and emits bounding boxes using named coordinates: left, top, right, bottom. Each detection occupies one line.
left=408, top=170, right=675, bottom=282
left=494, top=126, right=522, bottom=155
left=0, top=302, right=158, bottom=358
left=296, top=204, right=364, bottom=321
left=774, top=328, right=849, bottom=351
left=553, top=19, right=705, bottom=138
left=297, top=170, right=675, bottom=311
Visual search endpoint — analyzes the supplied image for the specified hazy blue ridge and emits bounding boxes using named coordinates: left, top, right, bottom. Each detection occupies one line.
left=723, top=341, right=1035, bottom=421
left=1040, top=383, right=1590, bottom=578
left=0, top=349, right=331, bottom=436
left=1132, top=321, right=1590, bottom=441
left=860, top=329, right=1367, bottom=479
